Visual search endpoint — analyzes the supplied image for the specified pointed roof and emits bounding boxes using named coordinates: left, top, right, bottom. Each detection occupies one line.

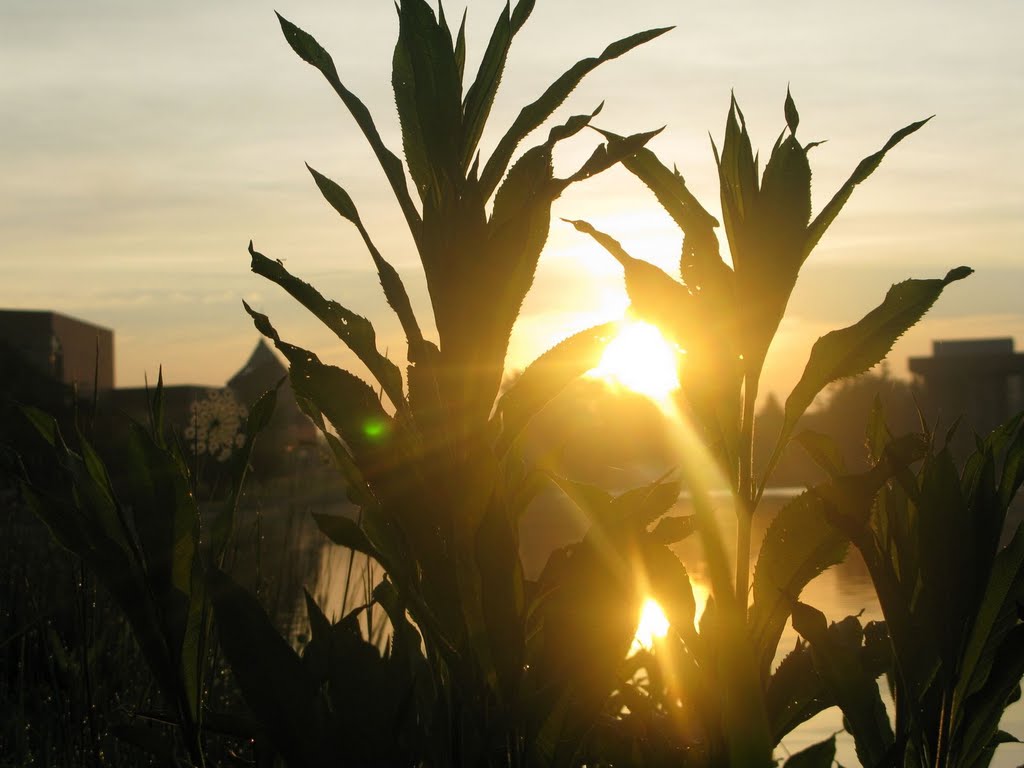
left=227, top=339, right=287, bottom=394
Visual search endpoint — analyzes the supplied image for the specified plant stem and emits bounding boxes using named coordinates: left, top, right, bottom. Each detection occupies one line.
left=735, top=372, right=759, bottom=608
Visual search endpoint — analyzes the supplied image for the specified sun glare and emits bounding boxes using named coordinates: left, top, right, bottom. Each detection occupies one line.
left=588, top=321, right=681, bottom=402
left=630, top=597, right=670, bottom=655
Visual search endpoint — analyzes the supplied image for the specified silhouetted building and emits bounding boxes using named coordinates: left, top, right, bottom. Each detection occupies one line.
left=0, top=310, right=114, bottom=397
left=227, top=340, right=317, bottom=447
left=909, top=338, right=1024, bottom=438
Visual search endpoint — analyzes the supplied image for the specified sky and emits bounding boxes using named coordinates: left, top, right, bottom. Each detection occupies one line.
left=2, top=0, right=1022, bottom=403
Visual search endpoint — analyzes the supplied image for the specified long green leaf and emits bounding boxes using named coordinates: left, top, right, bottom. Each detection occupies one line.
left=782, top=266, right=972, bottom=437
left=791, top=605, right=894, bottom=768
left=553, top=127, right=663, bottom=192
left=782, top=735, right=836, bottom=768
left=610, top=139, right=729, bottom=291
left=494, top=321, right=616, bottom=453
left=478, top=25, right=672, bottom=198
left=803, top=116, right=932, bottom=260
left=312, top=512, right=383, bottom=564
left=210, top=384, right=280, bottom=568
left=276, top=13, right=422, bottom=242
left=749, top=489, right=849, bottom=676
left=565, top=218, right=696, bottom=344
left=248, top=243, right=407, bottom=410
left=242, top=301, right=392, bottom=465
left=460, top=2, right=513, bottom=170
left=208, top=568, right=332, bottom=768
left=392, top=0, right=463, bottom=202
left=956, top=524, right=1024, bottom=706
left=306, top=166, right=426, bottom=357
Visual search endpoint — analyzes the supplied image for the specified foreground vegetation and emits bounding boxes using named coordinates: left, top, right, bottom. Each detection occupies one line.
left=4, top=2, right=1023, bottom=766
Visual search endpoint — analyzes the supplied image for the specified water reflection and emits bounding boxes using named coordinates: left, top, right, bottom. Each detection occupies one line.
left=300, top=487, right=1023, bottom=766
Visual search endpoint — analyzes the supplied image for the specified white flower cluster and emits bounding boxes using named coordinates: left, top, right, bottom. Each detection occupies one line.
left=183, top=389, right=248, bottom=462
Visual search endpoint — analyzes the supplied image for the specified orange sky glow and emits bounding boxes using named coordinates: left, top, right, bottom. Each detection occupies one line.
left=2, top=0, right=1022, bottom=404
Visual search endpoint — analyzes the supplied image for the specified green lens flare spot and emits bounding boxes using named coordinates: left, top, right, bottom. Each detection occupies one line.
left=362, top=419, right=387, bottom=440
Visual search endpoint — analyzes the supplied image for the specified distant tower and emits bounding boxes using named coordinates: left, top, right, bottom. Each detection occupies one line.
left=227, top=339, right=316, bottom=446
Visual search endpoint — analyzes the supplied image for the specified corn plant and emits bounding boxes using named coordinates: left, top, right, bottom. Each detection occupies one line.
left=213, top=2, right=672, bottom=765
left=794, top=407, right=1024, bottom=767
left=567, top=92, right=971, bottom=765
left=12, top=375, right=278, bottom=765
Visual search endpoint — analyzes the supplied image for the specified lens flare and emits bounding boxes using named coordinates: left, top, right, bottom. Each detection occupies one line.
left=588, top=321, right=681, bottom=403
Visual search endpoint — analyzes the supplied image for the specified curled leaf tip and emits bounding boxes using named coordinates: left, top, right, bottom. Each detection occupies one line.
left=945, top=265, right=973, bottom=282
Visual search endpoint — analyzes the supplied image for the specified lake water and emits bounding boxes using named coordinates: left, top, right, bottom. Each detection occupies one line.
left=309, top=488, right=1023, bottom=767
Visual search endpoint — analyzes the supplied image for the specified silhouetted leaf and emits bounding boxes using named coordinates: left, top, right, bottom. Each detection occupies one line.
left=782, top=735, right=835, bottom=768
left=479, top=25, right=672, bottom=197
left=783, top=88, right=800, bottom=135
left=306, top=166, right=426, bottom=357
left=566, top=218, right=696, bottom=344
left=392, top=0, right=462, bottom=202
left=208, top=568, right=332, bottom=768
left=750, top=488, right=848, bottom=675
left=312, top=513, right=383, bottom=564
left=804, top=116, right=932, bottom=259
left=461, top=3, right=513, bottom=169
left=243, top=301, right=393, bottom=462
left=766, top=640, right=827, bottom=740
left=211, top=384, right=280, bottom=568
left=649, top=514, right=696, bottom=545
left=792, top=605, right=894, bottom=768
left=554, top=127, right=664, bottom=191
left=495, top=321, right=616, bottom=452
left=248, top=245, right=406, bottom=410
left=793, top=429, right=847, bottom=477
left=782, top=267, right=972, bottom=437
left=957, top=524, right=1024, bottom=704
left=277, top=13, right=422, bottom=240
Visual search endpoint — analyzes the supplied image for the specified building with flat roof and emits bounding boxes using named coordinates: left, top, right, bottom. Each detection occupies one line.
left=909, top=338, right=1024, bottom=439
left=0, top=310, right=114, bottom=397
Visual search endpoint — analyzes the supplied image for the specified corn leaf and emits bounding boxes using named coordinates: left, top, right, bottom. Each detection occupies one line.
left=766, top=640, right=827, bottom=741
left=210, top=384, right=280, bottom=568
left=782, top=267, right=972, bottom=439
left=793, top=429, right=847, bottom=478
left=208, top=568, right=332, bottom=768
left=312, top=512, right=383, bottom=564
left=553, top=127, right=663, bottom=191
left=607, top=138, right=727, bottom=290
left=714, top=96, right=758, bottom=260
left=494, top=321, right=616, bottom=453
left=122, top=421, right=198, bottom=632
left=392, top=0, right=462, bottom=202
left=804, top=116, right=932, bottom=261
left=277, top=13, right=422, bottom=241
left=749, top=488, right=849, bottom=676
left=649, top=514, right=696, bottom=545
left=460, top=3, right=513, bottom=170
left=243, top=301, right=391, bottom=464
left=791, top=605, right=894, bottom=768
left=306, top=166, right=426, bottom=357
left=782, top=735, right=835, bottom=768
left=957, top=624, right=1024, bottom=765
left=479, top=25, right=672, bottom=198
left=248, top=245, right=406, bottom=410
left=566, top=218, right=696, bottom=344
left=957, top=524, right=1024, bottom=705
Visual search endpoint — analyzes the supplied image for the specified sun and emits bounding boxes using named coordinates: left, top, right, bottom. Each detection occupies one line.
left=629, top=597, right=670, bottom=655
left=588, top=321, right=681, bottom=402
